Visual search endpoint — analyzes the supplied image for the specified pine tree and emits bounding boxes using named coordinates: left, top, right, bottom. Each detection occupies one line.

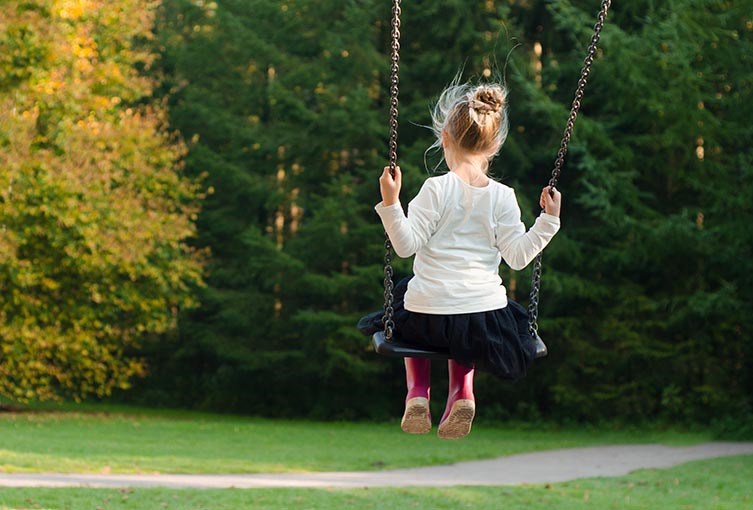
left=142, top=0, right=752, bottom=423
left=498, top=0, right=753, bottom=422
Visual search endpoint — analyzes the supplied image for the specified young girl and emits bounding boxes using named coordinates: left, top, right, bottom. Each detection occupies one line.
left=367, top=81, right=561, bottom=439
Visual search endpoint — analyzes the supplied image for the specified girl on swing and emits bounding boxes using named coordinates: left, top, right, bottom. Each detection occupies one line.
left=366, top=81, right=561, bottom=439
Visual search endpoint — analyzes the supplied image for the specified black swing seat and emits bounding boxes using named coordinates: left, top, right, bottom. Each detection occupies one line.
left=371, top=331, right=452, bottom=360
left=371, top=331, right=548, bottom=359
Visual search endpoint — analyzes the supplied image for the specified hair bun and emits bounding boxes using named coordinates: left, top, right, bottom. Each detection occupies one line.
left=469, top=86, right=505, bottom=115
left=430, top=79, right=509, bottom=156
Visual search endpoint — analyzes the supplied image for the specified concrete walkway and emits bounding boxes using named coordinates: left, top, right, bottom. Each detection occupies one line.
left=1, top=442, right=752, bottom=489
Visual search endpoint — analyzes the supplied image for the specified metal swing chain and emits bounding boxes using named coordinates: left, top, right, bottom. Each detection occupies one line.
left=382, top=0, right=402, bottom=341
left=527, top=0, right=612, bottom=341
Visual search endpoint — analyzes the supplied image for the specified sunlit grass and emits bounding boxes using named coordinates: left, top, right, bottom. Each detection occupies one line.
left=0, top=456, right=751, bottom=509
left=0, top=403, right=712, bottom=474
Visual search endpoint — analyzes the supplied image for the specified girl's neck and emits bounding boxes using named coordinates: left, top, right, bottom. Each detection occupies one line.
left=446, top=153, right=490, bottom=187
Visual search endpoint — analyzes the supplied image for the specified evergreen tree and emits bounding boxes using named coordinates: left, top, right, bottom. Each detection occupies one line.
left=488, top=0, right=753, bottom=423
left=144, top=0, right=396, bottom=416
left=142, top=0, right=752, bottom=424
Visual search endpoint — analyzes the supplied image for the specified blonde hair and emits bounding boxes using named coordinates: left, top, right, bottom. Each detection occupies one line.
left=429, top=80, right=509, bottom=164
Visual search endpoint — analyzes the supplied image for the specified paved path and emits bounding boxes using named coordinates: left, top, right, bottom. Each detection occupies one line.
left=1, top=442, right=752, bottom=489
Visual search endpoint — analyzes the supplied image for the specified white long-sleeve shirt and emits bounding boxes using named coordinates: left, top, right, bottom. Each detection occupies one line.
left=375, top=171, right=560, bottom=314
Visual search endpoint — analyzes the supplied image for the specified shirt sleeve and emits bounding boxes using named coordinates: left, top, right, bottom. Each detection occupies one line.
left=494, top=187, right=560, bottom=270
left=374, top=178, right=442, bottom=258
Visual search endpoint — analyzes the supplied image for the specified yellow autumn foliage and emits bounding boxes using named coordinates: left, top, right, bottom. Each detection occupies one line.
left=0, top=0, right=204, bottom=402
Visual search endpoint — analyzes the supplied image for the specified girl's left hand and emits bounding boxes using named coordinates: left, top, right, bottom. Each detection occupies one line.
left=540, top=186, right=562, bottom=217
left=379, top=165, right=402, bottom=206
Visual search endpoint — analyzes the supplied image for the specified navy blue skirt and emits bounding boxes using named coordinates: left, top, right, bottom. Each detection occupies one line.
left=358, top=277, right=537, bottom=380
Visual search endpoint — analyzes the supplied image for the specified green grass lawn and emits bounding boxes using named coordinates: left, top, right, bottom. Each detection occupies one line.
left=1, top=456, right=750, bottom=510
left=0, top=404, right=712, bottom=474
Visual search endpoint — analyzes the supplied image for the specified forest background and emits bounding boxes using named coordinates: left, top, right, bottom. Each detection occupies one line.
left=1, top=0, right=751, bottom=428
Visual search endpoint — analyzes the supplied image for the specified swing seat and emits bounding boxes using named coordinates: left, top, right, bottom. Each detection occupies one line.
left=371, top=331, right=548, bottom=359
left=371, top=331, right=452, bottom=360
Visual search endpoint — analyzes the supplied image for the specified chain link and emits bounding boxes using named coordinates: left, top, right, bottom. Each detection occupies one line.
left=528, top=0, right=612, bottom=340
left=382, top=0, right=401, bottom=341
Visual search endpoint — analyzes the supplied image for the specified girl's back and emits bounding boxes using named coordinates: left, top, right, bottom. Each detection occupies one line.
left=403, top=172, right=510, bottom=314
left=378, top=170, right=559, bottom=315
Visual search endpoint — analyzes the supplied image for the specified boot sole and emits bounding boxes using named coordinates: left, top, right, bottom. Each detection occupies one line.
left=437, top=399, right=475, bottom=440
left=401, top=397, right=431, bottom=434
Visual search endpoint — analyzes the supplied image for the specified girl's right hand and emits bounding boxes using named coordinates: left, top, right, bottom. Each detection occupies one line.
left=540, top=186, right=562, bottom=217
left=379, top=165, right=402, bottom=206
